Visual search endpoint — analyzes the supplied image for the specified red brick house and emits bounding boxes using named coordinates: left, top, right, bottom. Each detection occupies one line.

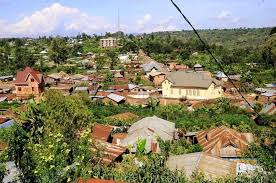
left=15, top=67, right=45, bottom=97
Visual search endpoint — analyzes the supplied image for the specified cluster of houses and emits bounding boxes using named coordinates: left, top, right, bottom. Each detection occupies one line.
left=0, top=57, right=275, bottom=113
left=87, top=115, right=258, bottom=180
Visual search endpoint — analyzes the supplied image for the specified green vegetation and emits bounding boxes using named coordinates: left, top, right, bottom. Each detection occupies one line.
left=0, top=91, right=275, bottom=182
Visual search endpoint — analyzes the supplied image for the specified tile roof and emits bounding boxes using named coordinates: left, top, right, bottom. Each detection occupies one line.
left=166, top=71, right=221, bottom=89
left=15, top=67, right=43, bottom=85
left=196, top=126, right=253, bottom=158
left=166, top=152, right=237, bottom=180
left=91, top=124, right=113, bottom=142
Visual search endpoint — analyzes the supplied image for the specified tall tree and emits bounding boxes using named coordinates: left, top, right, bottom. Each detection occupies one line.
left=49, top=38, right=69, bottom=65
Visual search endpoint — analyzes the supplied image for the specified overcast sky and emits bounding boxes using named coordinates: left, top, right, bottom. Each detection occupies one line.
left=0, top=0, right=275, bottom=37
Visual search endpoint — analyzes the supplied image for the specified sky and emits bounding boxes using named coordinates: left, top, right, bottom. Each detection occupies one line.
left=0, top=0, right=275, bottom=37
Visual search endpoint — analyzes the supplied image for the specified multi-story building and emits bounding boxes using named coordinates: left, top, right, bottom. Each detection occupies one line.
left=100, top=37, right=118, bottom=48
left=15, top=67, right=45, bottom=97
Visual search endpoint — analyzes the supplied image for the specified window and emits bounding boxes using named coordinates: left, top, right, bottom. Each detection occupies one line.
left=193, top=89, right=196, bottom=96
left=32, top=87, right=34, bottom=91
left=186, top=89, right=188, bottom=95
left=170, top=89, right=173, bottom=95
left=179, top=89, right=181, bottom=95
left=18, top=87, right=21, bottom=92
left=197, top=90, right=200, bottom=96
left=188, top=89, right=192, bottom=95
left=31, top=78, right=34, bottom=82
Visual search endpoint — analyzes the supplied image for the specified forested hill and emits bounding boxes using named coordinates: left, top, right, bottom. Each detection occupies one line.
left=143, top=28, right=271, bottom=49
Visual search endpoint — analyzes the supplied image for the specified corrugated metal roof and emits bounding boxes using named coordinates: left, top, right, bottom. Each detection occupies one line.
left=120, top=116, right=175, bottom=153
left=142, top=61, right=165, bottom=73
left=166, top=71, right=221, bottom=89
left=166, top=152, right=237, bottom=180
left=0, top=75, right=13, bottom=80
left=128, top=84, right=139, bottom=90
left=0, top=97, right=7, bottom=102
left=75, top=87, right=88, bottom=91
left=196, top=126, right=253, bottom=158
left=91, top=124, right=113, bottom=142
left=96, top=142, right=127, bottom=165
left=107, top=94, right=125, bottom=103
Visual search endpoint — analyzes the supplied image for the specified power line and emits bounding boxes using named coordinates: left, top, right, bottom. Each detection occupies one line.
left=169, top=0, right=261, bottom=117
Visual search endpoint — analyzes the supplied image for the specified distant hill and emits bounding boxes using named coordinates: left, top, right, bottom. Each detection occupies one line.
left=143, top=27, right=272, bottom=49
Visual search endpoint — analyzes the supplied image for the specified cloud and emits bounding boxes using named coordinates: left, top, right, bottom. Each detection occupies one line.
left=137, top=14, right=152, bottom=26
left=0, top=3, right=115, bottom=37
left=139, top=16, right=181, bottom=33
left=215, top=10, right=240, bottom=23
left=0, top=3, right=182, bottom=37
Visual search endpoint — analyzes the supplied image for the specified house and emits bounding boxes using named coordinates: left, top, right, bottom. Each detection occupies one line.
left=193, top=64, right=203, bottom=71
left=103, top=94, right=126, bottom=105
left=162, top=71, right=223, bottom=100
left=91, top=124, right=127, bottom=165
left=120, top=116, right=175, bottom=153
left=118, top=54, right=131, bottom=64
left=148, top=71, right=167, bottom=86
left=167, top=62, right=189, bottom=71
left=15, top=67, right=45, bottom=97
left=196, top=126, right=254, bottom=158
left=74, top=87, right=89, bottom=93
left=100, top=37, right=118, bottom=48
left=96, top=142, right=127, bottom=165
left=91, top=124, right=114, bottom=142
left=142, top=61, right=167, bottom=76
left=166, top=152, right=237, bottom=180
left=0, top=75, right=14, bottom=82
left=49, top=84, right=74, bottom=96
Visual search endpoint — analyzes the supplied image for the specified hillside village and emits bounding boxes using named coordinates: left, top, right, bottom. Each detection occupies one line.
left=0, top=28, right=275, bottom=183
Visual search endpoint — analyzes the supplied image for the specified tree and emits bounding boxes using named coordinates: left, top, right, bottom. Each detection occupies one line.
left=49, top=38, right=69, bottom=65
left=262, top=34, right=276, bottom=67
left=106, top=49, right=118, bottom=69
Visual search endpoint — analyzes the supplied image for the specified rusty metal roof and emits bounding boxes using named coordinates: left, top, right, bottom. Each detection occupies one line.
left=196, top=126, right=253, bottom=158
left=91, top=124, right=113, bottom=142
left=167, top=152, right=237, bottom=180
left=93, top=141, right=127, bottom=165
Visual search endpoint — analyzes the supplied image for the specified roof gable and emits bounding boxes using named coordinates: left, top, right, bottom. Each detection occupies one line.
left=196, top=126, right=252, bottom=158
left=15, top=67, right=43, bottom=84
